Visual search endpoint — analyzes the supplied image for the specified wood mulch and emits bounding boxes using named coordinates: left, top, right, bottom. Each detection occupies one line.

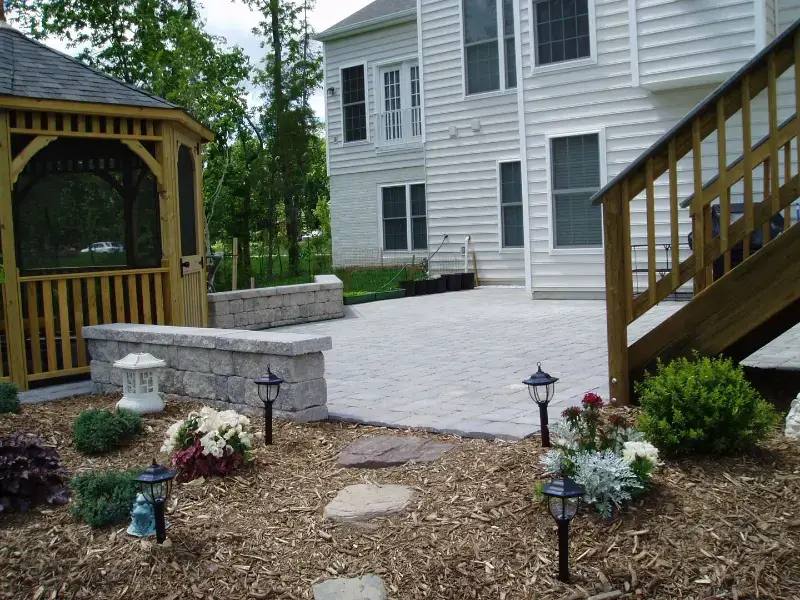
left=1, top=395, right=799, bottom=600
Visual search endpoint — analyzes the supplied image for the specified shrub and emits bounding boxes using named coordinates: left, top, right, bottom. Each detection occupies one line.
left=73, top=408, right=143, bottom=454
left=0, top=432, right=69, bottom=512
left=0, top=383, right=20, bottom=414
left=70, top=470, right=139, bottom=528
left=636, top=355, right=780, bottom=456
left=161, top=407, right=253, bottom=481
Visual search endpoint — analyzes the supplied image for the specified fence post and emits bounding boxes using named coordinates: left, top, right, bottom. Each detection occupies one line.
left=603, top=184, right=630, bottom=406
left=232, top=237, right=238, bottom=292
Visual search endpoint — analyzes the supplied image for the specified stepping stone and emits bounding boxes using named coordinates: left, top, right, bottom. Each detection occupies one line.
left=313, top=575, right=388, bottom=600
left=337, top=435, right=455, bottom=468
left=324, top=484, right=416, bottom=522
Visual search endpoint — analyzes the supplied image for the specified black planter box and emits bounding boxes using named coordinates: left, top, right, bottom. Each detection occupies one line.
left=414, top=280, right=428, bottom=296
left=461, top=272, right=476, bottom=290
left=435, top=276, right=447, bottom=293
left=425, top=278, right=440, bottom=294
left=399, top=280, right=416, bottom=297
left=375, top=289, right=406, bottom=301
left=344, top=293, right=377, bottom=305
left=445, top=273, right=462, bottom=292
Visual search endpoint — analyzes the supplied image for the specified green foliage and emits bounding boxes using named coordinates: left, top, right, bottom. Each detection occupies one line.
left=70, top=470, right=139, bottom=528
left=73, top=409, right=143, bottom=454
left=0, top=383, right=20, bottom=414
left=636, top=355, right=780, bottom=456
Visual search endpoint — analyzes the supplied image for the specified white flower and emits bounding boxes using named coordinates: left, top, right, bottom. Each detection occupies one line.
left=621, top=441, right=660, bottom=467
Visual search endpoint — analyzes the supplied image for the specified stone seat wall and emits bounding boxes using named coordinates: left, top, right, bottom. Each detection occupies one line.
left=83, top=324, right=331, bottom=421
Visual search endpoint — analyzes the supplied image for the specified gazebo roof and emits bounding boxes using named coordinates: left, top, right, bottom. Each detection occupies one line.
left=0, top=21, right=176, bottom=110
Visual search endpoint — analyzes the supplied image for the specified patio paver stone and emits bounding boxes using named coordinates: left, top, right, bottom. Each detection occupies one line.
left=312, top=575, right=388, bottom=600
left=337, top=436, right=455, bottom=468
left=324, top=484, right=416, bottom=522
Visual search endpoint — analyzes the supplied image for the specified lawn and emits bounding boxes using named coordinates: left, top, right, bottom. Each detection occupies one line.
left=1, top=395, right=798, bottom=600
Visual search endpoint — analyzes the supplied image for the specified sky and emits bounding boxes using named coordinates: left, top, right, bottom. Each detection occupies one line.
left=41, top=0, right=378, bottom=122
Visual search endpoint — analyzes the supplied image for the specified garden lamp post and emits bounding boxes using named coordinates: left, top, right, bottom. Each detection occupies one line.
left=542, top=477, right=584, bottom=582
left=255, top=366, right=283, bottom=445
left=523, top=362, right=559, bottom=447
left=135, top=460, right=177, bottom=544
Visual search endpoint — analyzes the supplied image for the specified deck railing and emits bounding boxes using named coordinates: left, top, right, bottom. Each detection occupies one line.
left=375, top=108, right=423, bottom=148
left=17, top=266, right=170, bottom=382
left=592, top=19, right=800, bottom=405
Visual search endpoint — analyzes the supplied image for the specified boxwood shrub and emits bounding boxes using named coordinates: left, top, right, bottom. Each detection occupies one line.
left=635, top=354, right=780, bottom=456
left=0, top=383, right=20, bottom=414
left=73, top=408, right=143, bottom=454
left=70, top=470, right=139, bottom=527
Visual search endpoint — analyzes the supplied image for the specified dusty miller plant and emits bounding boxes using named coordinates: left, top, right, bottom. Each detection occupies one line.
left=572, top=450, right=643, bottom=519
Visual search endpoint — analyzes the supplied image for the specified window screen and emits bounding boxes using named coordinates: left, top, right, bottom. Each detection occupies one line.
left=464, top=0, right=500, bottom=94
left=382, top=186, right=408, bottom=250
left=503, top=0, right=517, bottom=89
left=551, top=134, right=602, bottom=248
left=12, top=136, right=161, bottom=273
left=410, top=184, right=428, bottom=250
left=342, top=65, right=367, bottom=142
left=534, top=0, right=591, bottom=66
left=178, top=145, right=198, bottom=257
left=500, top=161, right=523, bottom=248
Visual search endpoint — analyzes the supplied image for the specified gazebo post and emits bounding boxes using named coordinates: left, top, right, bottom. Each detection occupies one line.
left=0, top=110, right=30, bottom=390
left=156, top=123, right=185, bottom=326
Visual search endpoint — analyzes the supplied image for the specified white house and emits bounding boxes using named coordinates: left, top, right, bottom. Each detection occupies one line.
left=316, top=0, right=800, bottom=297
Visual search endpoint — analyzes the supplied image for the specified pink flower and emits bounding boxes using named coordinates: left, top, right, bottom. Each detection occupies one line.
left=582, top=392, right=604, bottom=408
left=608, top=414, right=629, bottom=428
left=562, top=406, right=582, bottom=419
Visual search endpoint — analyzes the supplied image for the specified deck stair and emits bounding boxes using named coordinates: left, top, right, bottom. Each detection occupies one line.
left=592, top=18, right=800, bottom=405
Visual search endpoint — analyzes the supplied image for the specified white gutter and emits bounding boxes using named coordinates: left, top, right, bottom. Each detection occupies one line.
left=314, top=9, right=417, bottom=42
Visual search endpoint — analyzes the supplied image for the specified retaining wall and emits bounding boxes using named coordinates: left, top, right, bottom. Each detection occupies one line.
left=83, top=324, right=331, bottom=421
left=208, top=274, right=344, bottom=330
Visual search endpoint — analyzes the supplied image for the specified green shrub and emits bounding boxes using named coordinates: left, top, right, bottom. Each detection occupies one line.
left=0, top=383, right=20, bottom=414
left=73, top=409, right=143, bottom=454
left=70, top=470, right=138, bottom=527
left=635, top=354, right=780, bottom=456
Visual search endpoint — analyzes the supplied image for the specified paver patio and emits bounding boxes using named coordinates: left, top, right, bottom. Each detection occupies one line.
left=279, top=287, right=800, bottom=440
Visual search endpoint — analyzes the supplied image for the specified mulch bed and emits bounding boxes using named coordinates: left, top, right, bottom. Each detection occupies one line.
left=1, top=395, right=799, bottom=600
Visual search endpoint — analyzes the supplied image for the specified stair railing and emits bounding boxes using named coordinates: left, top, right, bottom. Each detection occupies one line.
left=592, top=19, right=800, bottom=405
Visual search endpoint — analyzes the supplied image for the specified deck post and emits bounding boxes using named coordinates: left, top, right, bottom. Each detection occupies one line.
left=156, top=123, right=184, bottom=325
left=0, top=111, right=30, bottom=390
left=603, top=184, right=630, bottom=406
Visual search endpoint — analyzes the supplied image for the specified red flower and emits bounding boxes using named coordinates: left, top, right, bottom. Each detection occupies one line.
left=582, top=392, right=604, bottom=408
left=608, top=414, right=629, bottom=428
left=562, top=406, right=582, bottom=419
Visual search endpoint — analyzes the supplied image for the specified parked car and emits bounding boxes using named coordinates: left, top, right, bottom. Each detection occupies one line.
left=81, top=242, right=124, bottom=254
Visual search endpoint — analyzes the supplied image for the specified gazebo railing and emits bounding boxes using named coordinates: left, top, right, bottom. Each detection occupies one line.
left=17, top=265, right=170, bottom=382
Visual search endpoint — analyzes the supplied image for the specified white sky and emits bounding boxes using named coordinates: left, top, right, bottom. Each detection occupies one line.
left=40, top=0, right=377, bottom=122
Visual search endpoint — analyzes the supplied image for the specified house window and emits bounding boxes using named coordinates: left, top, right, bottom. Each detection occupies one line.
left=500, top=161, right=524, bottom=248
left=342, top=65, right=367, bottom=142
left=533, top=0, right=591, bottom=66
left=551, top=133, right=602, bottom=248
left=463, top=0, right=516, bottom=94
left=382, top=184, right=428, bottom=251
left=377, top=61, right=423, bottom=146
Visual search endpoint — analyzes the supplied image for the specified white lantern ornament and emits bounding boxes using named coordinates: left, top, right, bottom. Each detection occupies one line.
left=114, top=353, right=167, bottom=414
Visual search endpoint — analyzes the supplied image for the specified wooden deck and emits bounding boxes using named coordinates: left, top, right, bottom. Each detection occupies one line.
left=592, top=18, right=800, bottom=405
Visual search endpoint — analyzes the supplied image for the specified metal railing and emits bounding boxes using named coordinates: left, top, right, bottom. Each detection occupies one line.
left=375, top=108, right=423, bottom=148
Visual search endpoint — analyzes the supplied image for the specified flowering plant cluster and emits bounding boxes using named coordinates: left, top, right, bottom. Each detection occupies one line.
left=540, top=393, right=660, bottom=518
left=161, top=407, right=254, bottom=481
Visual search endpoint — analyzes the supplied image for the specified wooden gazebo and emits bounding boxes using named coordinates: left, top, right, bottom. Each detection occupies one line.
left=0, top=19, right=212, bottom=390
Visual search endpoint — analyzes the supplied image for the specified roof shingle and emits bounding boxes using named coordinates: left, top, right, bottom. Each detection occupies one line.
left=0, top=22, right=176, bottom=109
left=319, top=0, right=416, bottom=37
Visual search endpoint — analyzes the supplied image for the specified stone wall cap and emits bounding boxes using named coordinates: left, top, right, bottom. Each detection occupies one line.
left=315, top=275, right=344, bottom=288
left=215, top=330, right=333, bottom=355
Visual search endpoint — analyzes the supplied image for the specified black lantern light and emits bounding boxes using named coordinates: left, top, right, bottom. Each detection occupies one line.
left=541, top=477, right=584, bottom=582
left=523, top=362, right=559, bottom=447
left=255, top=365, right=283, bottom=445
left=135, top=460, right=177, bottom=544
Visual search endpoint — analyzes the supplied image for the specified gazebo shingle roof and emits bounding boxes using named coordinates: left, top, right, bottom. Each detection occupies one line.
left=0, top=22, right=176, bottom=110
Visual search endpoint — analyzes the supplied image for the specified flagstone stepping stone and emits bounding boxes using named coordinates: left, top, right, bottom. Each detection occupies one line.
left=324, top=483, right=416, bottom=522
left=312, top=575, right=388, bottom=600
left=337, top=435, right=455, bottom=468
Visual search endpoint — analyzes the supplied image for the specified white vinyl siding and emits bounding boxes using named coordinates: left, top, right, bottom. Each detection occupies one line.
left=422, top=0, right=525, bottom=284
left=500, top=161, right=524, bottom=247
left=635, top=0, right=758, bottom=91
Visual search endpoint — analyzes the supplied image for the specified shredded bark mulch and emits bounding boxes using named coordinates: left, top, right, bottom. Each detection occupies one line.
left=0, top=395, right=798, bottom=600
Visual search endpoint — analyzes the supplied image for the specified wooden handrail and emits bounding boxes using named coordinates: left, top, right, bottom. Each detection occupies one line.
left=598, top=18, right=800, bottom=406
left=19, top=266, right=168, bottom=283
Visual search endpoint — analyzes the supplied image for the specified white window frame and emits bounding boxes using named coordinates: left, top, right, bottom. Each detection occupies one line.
left=460, top=0, right=517, bottom=98
left=377, top=182, right=428, bottom=252
left=373, top=56, right=423, bottom=148
left=545, top=128, right=606, bottom=255
left=340, top=61, right=370, bottom=145
left=496, top=159, right=525, bottom=252
left=530, top=0, right=598, bottom=76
